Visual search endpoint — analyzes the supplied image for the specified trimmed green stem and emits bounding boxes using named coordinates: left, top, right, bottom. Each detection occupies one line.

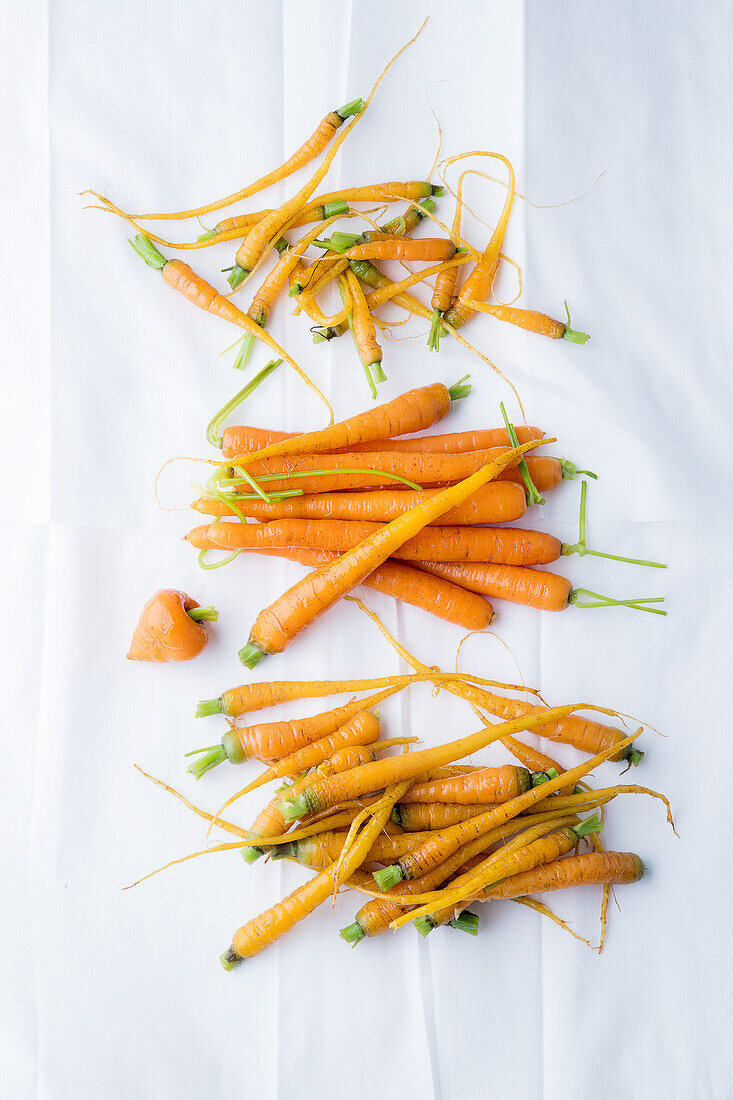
left=129, top=234, right=167, bottom=271
left=220, top=947, right=243, bottom=971
left=573, top=813, right=603, bottom=839
left=280, top=792, right=309, bottom=823
left=427, top=309, right=445, bottom=352
left=531, top=767, right=559, bottom=787
left=313, top=230, right=361, bottom=252
left=448, top=375, right=471, bottom=401
left=226, top=466, right=425, bottom=492
left=336, top=97, right=364, bottom=119
left=195, top=697, right=223, bottom=718
left=450, top=911, right=479, bottom=935
left=560, top=459, right=597, bottom=480
left=339, top=921, right=367, bottom=945
left=500, top=402, right=545, bottom=505
left=185, top=744, right=227, bottom=779
left=271, top=841, right=298, bottom=861
left=206, top=359, right=282, bottom=446
left=227, top=265, right=246, bottom=290
left=241, top=846, right=263, bottom=865
left=415, top=915, right=435, bottom=937
left=568, top=588, right=666, bottom=616
left=562, top=300, right=590, bottom=344
left=323, top=199, right=349, bottom=218
left=239, top=640, right=267, bottom=668
left=187, top=606, right=218, bottom=623
left=372, top=864, right=403, bottom=892
left=562, top=480, right=667, bottom=569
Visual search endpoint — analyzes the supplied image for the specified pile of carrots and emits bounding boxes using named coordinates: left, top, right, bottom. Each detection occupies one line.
left=104, top=20, right=670, bottom=969
left=88, top=18, right=590, bottom=416
left=132, top=612, right=673, bottom=967
left=184, top=381, right=665, bottom=666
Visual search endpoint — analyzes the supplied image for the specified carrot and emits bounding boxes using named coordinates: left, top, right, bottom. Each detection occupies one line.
left=126, top=97, right=365, bottom=222
left=220, top=448, right=561, bottom=495
left=340, top=237, right=456, bottom=262
left=223, top=381, right=472, bottom=468
left=127, top=589, right=218, bottom=663
left=220, top=780, right=411, bottom=967
left=228, top=22, right=427, bottom=286
left=240, top=438, right=549, bottom=665
left=416, top=561, right=666, bottom=616
left=344, top=268, right=383, bottom=395
left=467, top=300, right=590, bottom=343
left=363, top=255, right=472, bottom=313
left=442, top=152, right=515, bottom=331
left=399, top=765, right=533, bottom=804
left=240, top=546, right=495, bottom=630
left=128, top=236, right=334, bottom=421
left=416, top=851, right=645, bottom=935
left=281, top=706, right=634, bottom=825
left=186, top=691, right=393, bottom=777
left=190, top=518, right=562, bottom=567
left=272, top=829, right=433, bottom=869
left=219, top=424, right=543, bottom=458
left=405, top=818, right=602, bottom=929
left=392, top=802, right=493, bottom=831
left=428, top=169, right=471, bottom=349
left=195, top=667, right=529, bottom=719
left=194, top=481, right=526, bottom=525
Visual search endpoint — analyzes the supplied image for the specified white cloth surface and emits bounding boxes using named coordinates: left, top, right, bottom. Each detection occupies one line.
left=2, top=1, right=732, bottom=1097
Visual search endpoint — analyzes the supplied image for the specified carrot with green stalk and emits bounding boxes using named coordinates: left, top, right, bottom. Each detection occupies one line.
left=127, top=235, right=334, bottom=421
left=238, top=437, right=550, bottom=666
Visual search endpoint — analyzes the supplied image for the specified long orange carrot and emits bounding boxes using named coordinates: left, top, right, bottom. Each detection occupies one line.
left=219, top=424, right=543, bottom=458
left=400, top=765, right=532, bottom=804
left=239, top=438, right=549, bottom=665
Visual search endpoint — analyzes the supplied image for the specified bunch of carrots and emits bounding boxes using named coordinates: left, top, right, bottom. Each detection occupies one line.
left=131, top=609, right=673, bottom=968
left=87, top=18, right=590, bottom=415
left=181, top=382, right=665, bottom=666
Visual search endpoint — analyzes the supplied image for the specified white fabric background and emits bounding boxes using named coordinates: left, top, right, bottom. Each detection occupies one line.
left=2, top=1, right=732, bottom=1097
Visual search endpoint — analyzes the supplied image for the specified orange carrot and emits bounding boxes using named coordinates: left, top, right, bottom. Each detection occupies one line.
left=467, top=301, right=589, bottom=343
left=341, top=237, right=456, bottom=262
left=400, top=765, right=532, bottom=804
left=344, top=268, right=383, bottom=394
left=240, top=438, right=549, bottom=665
left=392, top=802, right=493, bottom=831
left=272, top=829, right=433, bottom=869
left=128, top=237, right=333, bottom=420
left=245, top=547, right=495, bottom=630
left=127, top=589, right=218, bottom=663
left=219, top=424, right=543, bottom=458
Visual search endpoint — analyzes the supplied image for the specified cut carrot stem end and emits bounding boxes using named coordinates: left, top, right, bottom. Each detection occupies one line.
left=427, top=309, right=445, bottom=352
left=340, top=921, right=367, bottom=945
left=323, top=199, right=349, bottom=218
left=206, top=358, right=282, bottom=446
left=239, top=641, right=266, bottom=668
left=560, top=459, right=598, bottom=480
left=281, top=793, right=309, bottom=822
left=430, top=185, right=444, bottom=196
left=562, top=480, right=667, bottom=569
left=448, top=375, right=471, bottom=401
left=500, top=402, right=545, bottom=505
left=196, top=697, right=223, bottom=717
left=373, top=864, right=403, bottom=891
left=270, top=841, right=297, bottom=861
left=187, top=605, right=219, bottom=623
left=185, top=744, right=227, bottom=779
left=627, top=748, right=645, bottom=767
left=241, top=846, right=263, bottom=865
left=220, top=947, right=242, bottom=971
left=415, top=915, right=435, bottom=937
left=336, top=97, right=365, bottom=119
left=574, top=813, right=603, bottom=838
left=531, top=767, right=559, bottom=787
left=450, top=911, right=479, bottom=935
left=314, top=231, right=362, bottom=252
left=197, top=229, right=218, bottom=242
left=227, top=265, right=247, bottom=290
left=233, top=334, right=255, bottom=371
left=129, top=234, right=167, bottom=271
left=562, top=300, right=590, bottom=344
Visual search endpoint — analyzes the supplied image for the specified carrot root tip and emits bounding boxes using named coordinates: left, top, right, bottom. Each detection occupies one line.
left=195, top=697, right=223, bottom=718
left=239, top=640, right=266, bottom=669
left=220, top=947, right=243, bottom=971
left=414, top=915, right=434, bottom=937
left=449, top=911, right=480, bottom=935
left=339, top=921, right=366, bottom=945
left=373, top=864, right=403, bottom=892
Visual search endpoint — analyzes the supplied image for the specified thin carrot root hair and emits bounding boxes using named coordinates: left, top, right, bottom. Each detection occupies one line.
left=133, top=764, right=247, bottom=837
left=490, top=253, right=523, bottom=307
left=82, top=192, right=248, bottom=250
left=440, top=168, right=607, bottom=211
left=513, top=896, right=594, bottom=949
left=439, top=315, right=526, bottom=417
left=424, top=81, right=446, bottom=182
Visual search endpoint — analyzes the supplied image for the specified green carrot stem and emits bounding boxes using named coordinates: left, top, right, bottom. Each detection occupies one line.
left=185, top=744, right=227, bottom=779
left=430, top=185, right=444, bottom=197
left=220, top=947, right=243, bottom=971
left=562, top=481, right=667, bottom=568
left=530, top=767, right=559, bottom=787
left=336, top=97, right=364, bottom=119
left=339, top=921, right=367, bottom=945
left=573, top=813, right=602, bottom=838
left=371, top=361, right=387, bottom=384
left=627, top=748, right=645, bottom=768
left=562, top=300, right=590, bottom=344
left=270, top=841, right=298, bottom=861
left=241, top=846, right=263, bottom=865
left=427, top=309, right=445, bottom=352
left=226, top=466, right=424, bottom=493
left=414, top=915, right=435, bottom=937
left=568, top=588, right=666, bottom=616
left=323, top=199, right=349, bottom=218
left=372, top=865, right=403, bottom=892
left=448, top=375, right=471, bottom=401
left=239, top=640, right=266, bottom=668
left=129, top=234, right=167, bottom=271
left=197, top=547, right=241, bottom=570
left=187, top=606, right=219, bottom=623
left=233, top=334, right=256, bottom=371
left=197, top=228, right=218, bottom=242
left=500, top=402, right=544, bottom=505
left=449, top=911, right=479, bottom=935
left=206, top=359, right=282, bottom=446
left=560, top=459, right=598, bottom=480
left=314, top=231, right=361, bottom=252
left=196, top=697, right=223, bottom=718
left=227, top=265, right=247, bottom=290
